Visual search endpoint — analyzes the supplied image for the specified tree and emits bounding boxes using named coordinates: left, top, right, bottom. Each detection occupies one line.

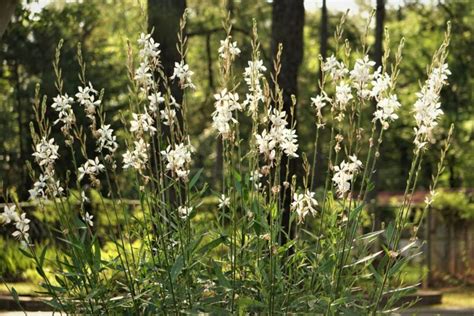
left=148, top=0, right=186, bottom=103
left=271, top=0, right=305, bottom=246
left=374, top=0, right=385, bottom=69
left=0, top=0, right=18, bottom=39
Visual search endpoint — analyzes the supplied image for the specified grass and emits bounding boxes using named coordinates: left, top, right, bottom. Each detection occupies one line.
left=441, top=287, right=474, bottom=308
left=0, top=282, right=41, bottom=296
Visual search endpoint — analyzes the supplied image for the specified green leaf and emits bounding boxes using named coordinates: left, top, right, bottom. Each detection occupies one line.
left=197, top=235, right=227, bottom=255
left=212, top=260, right=231, bottom=288
left=344, top=251, right=383, bottom=268
left=170, top=255, right=184, bottom=282
left=18, top=247, right=33, bottom=258
left=189, top=168, right=203, bottom=189
left=39, top=244, right=49, bottom=267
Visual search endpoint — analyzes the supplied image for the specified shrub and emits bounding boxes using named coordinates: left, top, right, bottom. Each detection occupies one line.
left=1, top=12, right=453, bottom=314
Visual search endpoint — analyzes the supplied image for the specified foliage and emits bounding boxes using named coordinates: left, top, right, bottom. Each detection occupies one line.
left=432, top=189, right=474, bottom=221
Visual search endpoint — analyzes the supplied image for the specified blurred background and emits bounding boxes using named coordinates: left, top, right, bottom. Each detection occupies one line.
left=0, top=0, right=472, bottom=310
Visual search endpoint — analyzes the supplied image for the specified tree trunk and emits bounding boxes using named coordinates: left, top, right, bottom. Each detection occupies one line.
left=271, top=0, right=305, bottom=247
left=319, top=0, right=328, bottom=69
left=148, top=0, right=186, bottom=104
left=0, top=0, right=17, bottom=39
left=374, top=0, right=385, bottom=70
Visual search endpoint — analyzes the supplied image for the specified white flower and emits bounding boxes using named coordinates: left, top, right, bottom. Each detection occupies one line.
left=1, top=205, right=19, bottom=225
left=32, top=137, right=59, bottom=167
left=51, top=94, right=74, bottom=127
left=413, top=63, right=451, bottom=149
left=148, top=92, right=165, bottom=113
left=178, top=206, right=193, bottom=219
left=280, top=128, right=299, bottom=158
left=371, top=69, right=392, bottom=100
left=255, top=130, right=276, bottom=161
left=373, top=94, right=402, bottom=129
left=212, top=88, right=241, bottom=138
left=83, top=212, right=94, bottom=227
left=171, top=61, right=195, bottom=89
left=218, top=194, right=230, bottom=209
left=130, top=112, right=157, bottom=136
left=97, top=124, right=118, bottom=153
left=81, top=191, right=90, bottom=203
left=160, top=142, right=194, bottom=180
left=218, top=36, right=241, bottom=60
left=242, top=60, right=266, bottom=114
left=160, top=107, right=176, bottom=126
left=138, top=32, right=161, bottom=62
left=78, top=157, right=105, bottom=181
left=29, top=174, right=48, bottom=200
left=123, top=139, right=149, bottom=171
left=350, top=55, right=375, bottom=89
left=12, top=213, right=30, bottom=241
left=335, top=83, right=353, bottom=109
left=332, top=155, right=363, bottom=198
left=291, top=190, right=318, bottom=224
left=322, top=55, right=348, bottom=81
left=134, top=62, right=153, bottom=86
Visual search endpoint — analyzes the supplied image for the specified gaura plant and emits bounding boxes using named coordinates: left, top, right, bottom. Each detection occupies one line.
left=1, top=11, right=453, bottom=314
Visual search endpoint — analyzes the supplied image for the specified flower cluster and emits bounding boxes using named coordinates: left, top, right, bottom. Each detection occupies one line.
left=96, top=124, right=118, bottom=154
left=1, top=205, right=31, bottom=242
left=218, top=36, right=241, bottom=61
left=161, top=142, right=194, bottom=180
left=310, top=94, right=328, bottom=128
left=123, top=139, right=149, bottom=171
left=291, top=190, right=318, bottom=223
left=413, top=63, right=451, bottom=149
left=130, top=111, right=157, bottom=136
left=51, top=94, right=75, bottom=130
left=171, top=61, right=195, bottom=90
left=242, top=60, right=266, bottom=115
left=138, top=32, right=161, bottom=65
left=332, top=155, right=363, bottom=198
left=75, top=82, right=100, bottom=122
left=212, top=88, right=242, bottom=139
left=32, top=137, right=60, bottom=168
left=255, top=108, right=299, bottom=163
left=78, top=157, right=105, bottom=182
left=373, top=94, right=402, bottom=129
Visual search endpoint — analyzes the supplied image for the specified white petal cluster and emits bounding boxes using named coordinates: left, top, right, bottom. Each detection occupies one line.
left=218, top=36, right=241, bottom=60
left=130, top=112, right=157, bottom=136
left=171, top=61, right=195, bottom=90
left=28, top=173, right=63, bottom=199
left=78, top=157, right=105, bottom=181
left=1, top=204, right=19, bottom=224
left=242, top=60, right=266, bottom=115
left=332, top=155, right=362, bottom=198
left=160, top=107, right=176, bottom=126
left=218, top=194, right=230, bottom=209
left=51, top=94, right=75, bottom=127
left=148, top=92, right=165, bottom=113
left=322, top=55, right=349, bottom=81
left=256, top=108, right=299, bottom=161
left=82, top=212, right=94, bottom=227
left=212, top=88, right=241, bottom=139
left=1, top=205, right=30, bottom=242
left=178, top=206, right=193, bottom=219
left=134, top=62, right=153, bottom=87
left=413, top=63, right=451, bottom=149
left=371, top=69, right=392, bottom=101
left=75, top=82, right=100, bottom=121
left=291, top=190, right=318, bottom=224
left=32, top=137, right=59, bottom=167
left=373, top=94, right=402, bottom=129
left=161, top=142, right=194, bottom=180
left=137, top=32, right=161, bottom=64
left=96, top=124, right=118, bottom=154
left=28, top=174, right=48, bottom=200
left=123, top=139, right=149, bottom=171
left=310, top=94, right=329, bottom=128
left=350, top=55, right=376, bottom=98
